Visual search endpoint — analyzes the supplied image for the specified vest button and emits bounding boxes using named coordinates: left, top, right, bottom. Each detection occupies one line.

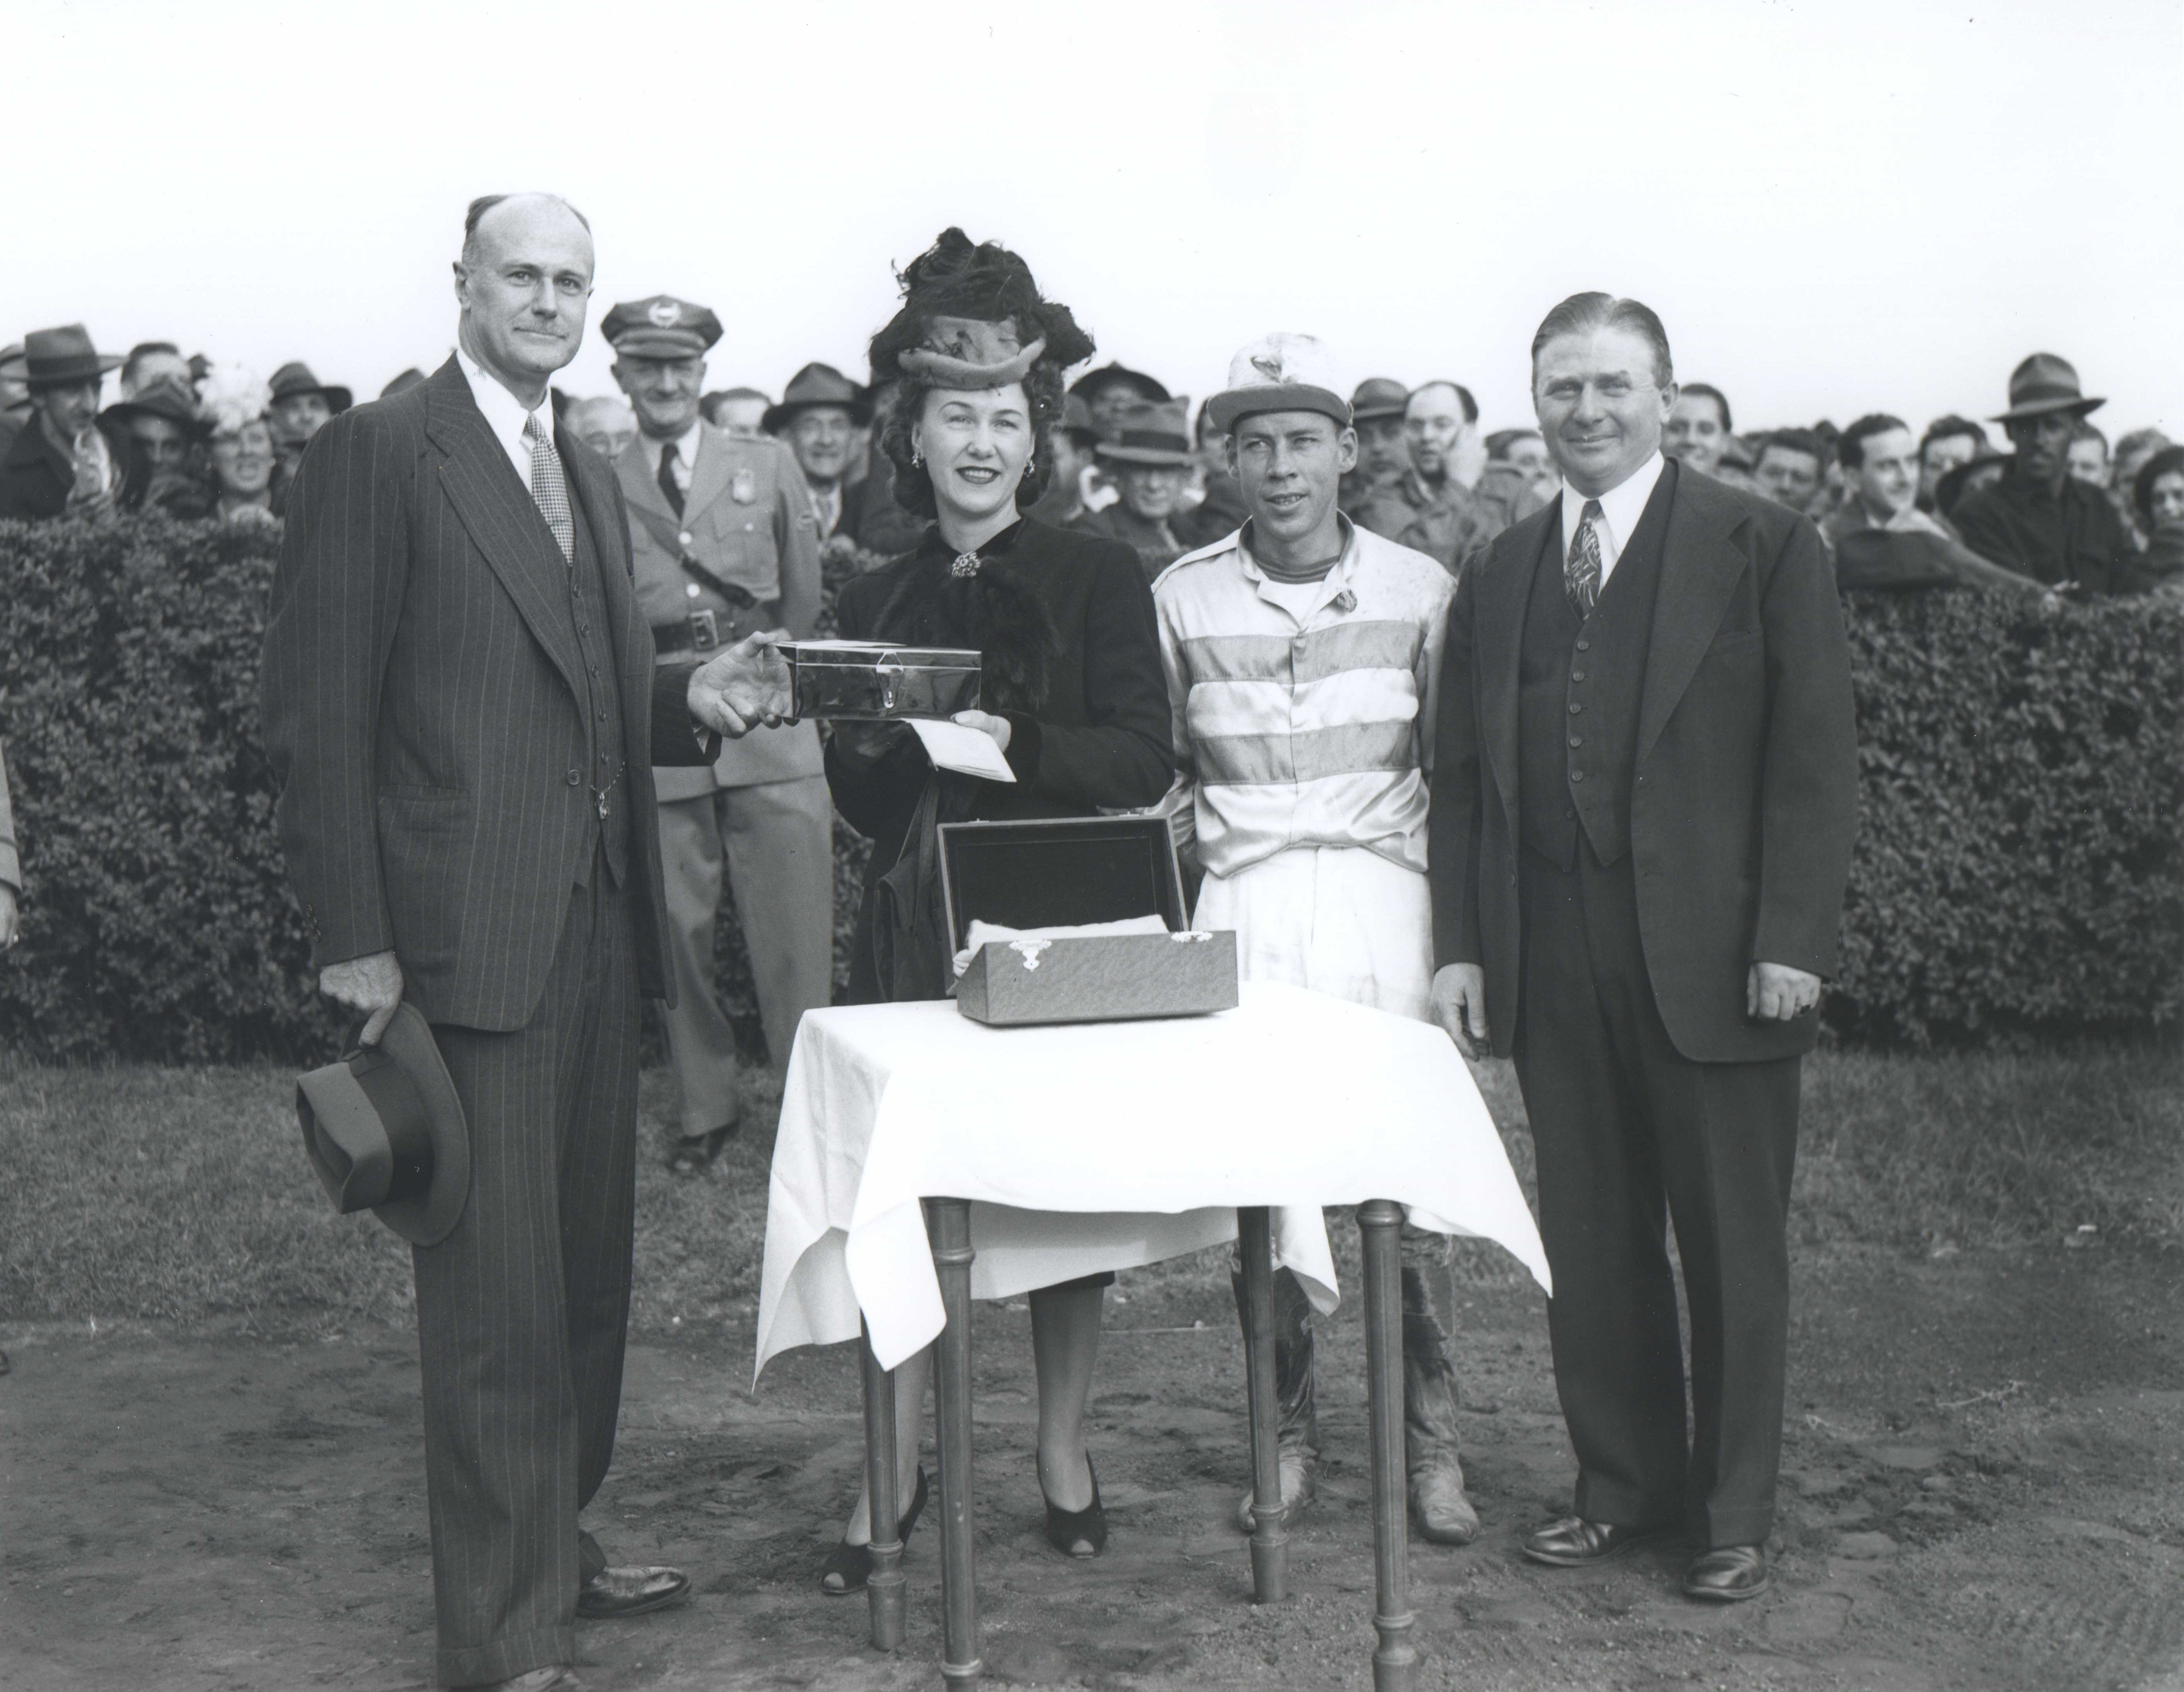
left=1571, top=669, right=1587, bottom=682
left=1568, top=702, right=1583, bottom=715
left=1569, top=735, right=1583, bottom=748
left=1575, top=638, right=1590, bottom=652
left=566, top=769, right=580, bottom=786
left=1570, top=769, right=1586, bottom=783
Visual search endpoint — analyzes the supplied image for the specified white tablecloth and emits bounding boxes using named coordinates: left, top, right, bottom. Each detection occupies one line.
left=755, top=981, right=1550, bottom=1376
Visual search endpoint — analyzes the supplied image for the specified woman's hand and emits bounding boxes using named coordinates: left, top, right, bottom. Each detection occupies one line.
left=952, top=710, right=1013, bottom=752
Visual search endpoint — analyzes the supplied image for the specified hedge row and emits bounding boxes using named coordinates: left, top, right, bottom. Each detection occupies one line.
left=0, top=516, right=2176, bottom=1061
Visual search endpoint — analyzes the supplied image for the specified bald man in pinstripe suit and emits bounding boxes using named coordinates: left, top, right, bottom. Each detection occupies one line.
left=262, top=193, right=787, bottom=1692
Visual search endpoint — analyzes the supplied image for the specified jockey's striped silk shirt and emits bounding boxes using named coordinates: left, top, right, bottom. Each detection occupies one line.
left=1154, top=519, right=1455, bottom=879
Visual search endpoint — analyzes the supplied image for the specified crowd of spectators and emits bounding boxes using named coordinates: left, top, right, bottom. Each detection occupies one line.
left=2, top=318, right=2177, bottom=599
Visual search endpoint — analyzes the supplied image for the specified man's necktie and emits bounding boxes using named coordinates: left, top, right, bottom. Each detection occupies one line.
left=523, top=413, right=575, bottom=562
left=1566, top=498, right=1604, bottom=615
left=657, top=441, right=685, bottom=517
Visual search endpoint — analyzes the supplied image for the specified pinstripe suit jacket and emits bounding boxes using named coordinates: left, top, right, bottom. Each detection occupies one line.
left=262, top=357, right=715, bottom=1032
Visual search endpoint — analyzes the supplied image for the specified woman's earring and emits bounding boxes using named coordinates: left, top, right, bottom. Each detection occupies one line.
left=911, top=448, right=923, bottom=468
left=1023, top=456, right=1036, bottom=480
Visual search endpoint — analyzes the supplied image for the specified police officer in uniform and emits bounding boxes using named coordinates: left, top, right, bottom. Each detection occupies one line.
left=604, top=295, right=833, bottom=1171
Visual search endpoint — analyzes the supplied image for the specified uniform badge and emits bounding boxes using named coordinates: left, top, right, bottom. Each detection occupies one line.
left=647, top=298, right=682, bottom=327
left=731, top=469, right=757, bottom=504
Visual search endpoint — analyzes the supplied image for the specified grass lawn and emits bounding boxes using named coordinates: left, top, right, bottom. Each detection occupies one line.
left=0, top=1042, right=2177, bottom=1334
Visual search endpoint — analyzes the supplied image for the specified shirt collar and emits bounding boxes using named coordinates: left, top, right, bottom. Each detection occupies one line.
left=455, top=345, right=550, bottom=466
left=1562, top=449, right=1665, bottom=555
left=639, top=419, right=703, bottom=476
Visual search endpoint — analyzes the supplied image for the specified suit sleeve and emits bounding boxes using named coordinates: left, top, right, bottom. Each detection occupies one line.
left=1752, top=518, right=1860, bottom=975
left=260, top=411, right=408, bottom=970
left=1427, top=553, right=1486, bottom=970
left=1004, top=552, right=1174, bottom=809
left=775, top=444, right=824, bottom=638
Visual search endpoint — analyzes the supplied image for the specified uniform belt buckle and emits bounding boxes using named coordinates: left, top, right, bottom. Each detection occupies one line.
left=689, top=608, right=719, bottom=652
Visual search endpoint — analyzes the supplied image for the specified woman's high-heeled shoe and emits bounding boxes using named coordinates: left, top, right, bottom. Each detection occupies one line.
left=819, top=1465, right=929, bottom=1597
left=1041, top=1453, right=1107, bottom=1558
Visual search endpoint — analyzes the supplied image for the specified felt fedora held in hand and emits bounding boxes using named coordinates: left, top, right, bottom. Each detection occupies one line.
left=762, top=362, right=872, bottom=434
left=297, top=1003, right=470, bottom=1246
left=1096, top=398, right=1195, bottom=466
left=267, top=361, right=353, bottom=415
left=19, top=324, right=125, bottom=390
left=1992, top=353, right=2104, bottom=423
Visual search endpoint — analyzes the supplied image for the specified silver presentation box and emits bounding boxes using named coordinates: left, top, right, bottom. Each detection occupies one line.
left=778, top=640, right=982, bottom=723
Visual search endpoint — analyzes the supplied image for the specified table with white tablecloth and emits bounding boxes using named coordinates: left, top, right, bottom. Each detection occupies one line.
left=755, top=980, right=1551, bottom=1689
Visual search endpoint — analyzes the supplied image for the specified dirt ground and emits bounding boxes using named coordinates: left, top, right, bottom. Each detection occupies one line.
left=4, top=1235, right=2182, bottom=1691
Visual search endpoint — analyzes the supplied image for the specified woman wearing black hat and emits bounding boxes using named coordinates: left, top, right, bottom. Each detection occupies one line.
left=815, top=229, right=1174, bottom=1590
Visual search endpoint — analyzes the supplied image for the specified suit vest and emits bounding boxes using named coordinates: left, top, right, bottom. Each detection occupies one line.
left=1516, top=464, right=1674, bottom=870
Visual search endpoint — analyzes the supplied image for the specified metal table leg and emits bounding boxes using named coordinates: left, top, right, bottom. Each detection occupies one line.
left=857, top=1319, right=905, bottom=1651
left=1237, top=1205, right=1289, bottom=1603
left=1358, top=1199, right=1418, bottom=1690
left=925, top=1197, right=982, bottom=1686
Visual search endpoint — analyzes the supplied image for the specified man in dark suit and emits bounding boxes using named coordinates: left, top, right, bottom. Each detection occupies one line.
left=0, top=324, right=144, bottom=519
left=1427, top=293, right=1857, bottom=1604
left=262, top=193, right=787, bottom=1692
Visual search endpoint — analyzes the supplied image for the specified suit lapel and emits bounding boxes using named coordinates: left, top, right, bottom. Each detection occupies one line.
left=422, top=361, right=586, bottom=705
left=1478, top=503, right=1558, bottom=812
left=1638, top=462, right=1750, bottom=762
left=681, top=424, right=731, bottom=524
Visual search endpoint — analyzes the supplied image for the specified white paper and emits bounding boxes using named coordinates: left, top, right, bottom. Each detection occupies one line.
left=908, top=717, right=1016, bottom=783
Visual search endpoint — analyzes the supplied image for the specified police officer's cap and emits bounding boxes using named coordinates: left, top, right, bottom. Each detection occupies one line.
left=603, top=295, right=723, bottom=360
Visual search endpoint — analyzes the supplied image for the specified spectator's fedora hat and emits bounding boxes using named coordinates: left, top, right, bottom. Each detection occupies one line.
left=1069, top=361, right=1171, bottom=408
left=1992, top=353, right=2104, bottom=423
left=296, top=1003, right=470, bottom=1247
left=19, top=324, right=125, bottom=390
left=1206, top=333, right=1352, bottom=434
left=268, top=361, right=352, bottom=415
left=762, top=362, right=872, bottom=434
left=102, top=376, right=206, bottom=436
left=601, top=294, right=724, bottom=360
left=1349, top=377, right=1410, bottom=423
left=1096, top=398, right=1195, bottom=466
left=380, top=368, right=427, bottom=399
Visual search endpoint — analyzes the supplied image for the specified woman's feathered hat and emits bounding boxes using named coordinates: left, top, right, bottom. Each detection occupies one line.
left=868, top=228, right=1094, bottom=392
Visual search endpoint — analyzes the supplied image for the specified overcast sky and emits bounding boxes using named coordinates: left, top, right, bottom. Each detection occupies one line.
left=11, top=0, right=2179, bottom=441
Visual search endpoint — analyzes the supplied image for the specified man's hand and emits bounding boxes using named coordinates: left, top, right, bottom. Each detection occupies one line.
left=1429, top=963, right=1490, bottom=1059
left=951, top=709, right=1013, bottom=752
left=0, top=885, right=18, bottom=951
left=1746, top=960, right=1821, bottom=1023
left=688, top=630, right=793, bottom=740
left=320, top=950, right=405, bottom=1046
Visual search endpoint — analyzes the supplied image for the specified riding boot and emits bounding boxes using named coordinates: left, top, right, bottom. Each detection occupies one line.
left=1230, top=1262, right=1319, bottom=1530
left=1403, top=1259, right=1480, bottom=1544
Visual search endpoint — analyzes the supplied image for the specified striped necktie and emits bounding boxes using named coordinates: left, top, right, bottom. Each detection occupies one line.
left=1566, top=498, right=1603, bottom=615
left=522, top=413, right=575, bottom=561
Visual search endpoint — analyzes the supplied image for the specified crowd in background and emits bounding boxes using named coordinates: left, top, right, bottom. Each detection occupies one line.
left=4, top=319, right=2180, bottom=598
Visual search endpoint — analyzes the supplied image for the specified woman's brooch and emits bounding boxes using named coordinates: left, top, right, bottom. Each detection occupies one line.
left=950, top=550, right=983, bottom=578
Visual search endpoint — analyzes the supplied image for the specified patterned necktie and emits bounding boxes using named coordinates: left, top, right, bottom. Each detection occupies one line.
left=522, top=413, right=575, bottom=561
left=1566, top=498, right=1604, bottom=615
left=657, top=440, right=685, bottom=517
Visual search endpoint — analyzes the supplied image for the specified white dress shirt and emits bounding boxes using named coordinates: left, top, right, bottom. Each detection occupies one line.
left=640, top=420, right=703, bottom=495
left=1559, top=449, right=1666, bottom=587
left=455, top=346, right=551, bottom=491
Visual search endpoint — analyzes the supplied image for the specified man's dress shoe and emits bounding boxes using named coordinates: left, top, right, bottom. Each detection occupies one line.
left=1684, top=1542, right=1771, bottom=1602
left=575, top=1564, right=691, bottom=1619
left=1520, top=1515, right=1669, bottom=1567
